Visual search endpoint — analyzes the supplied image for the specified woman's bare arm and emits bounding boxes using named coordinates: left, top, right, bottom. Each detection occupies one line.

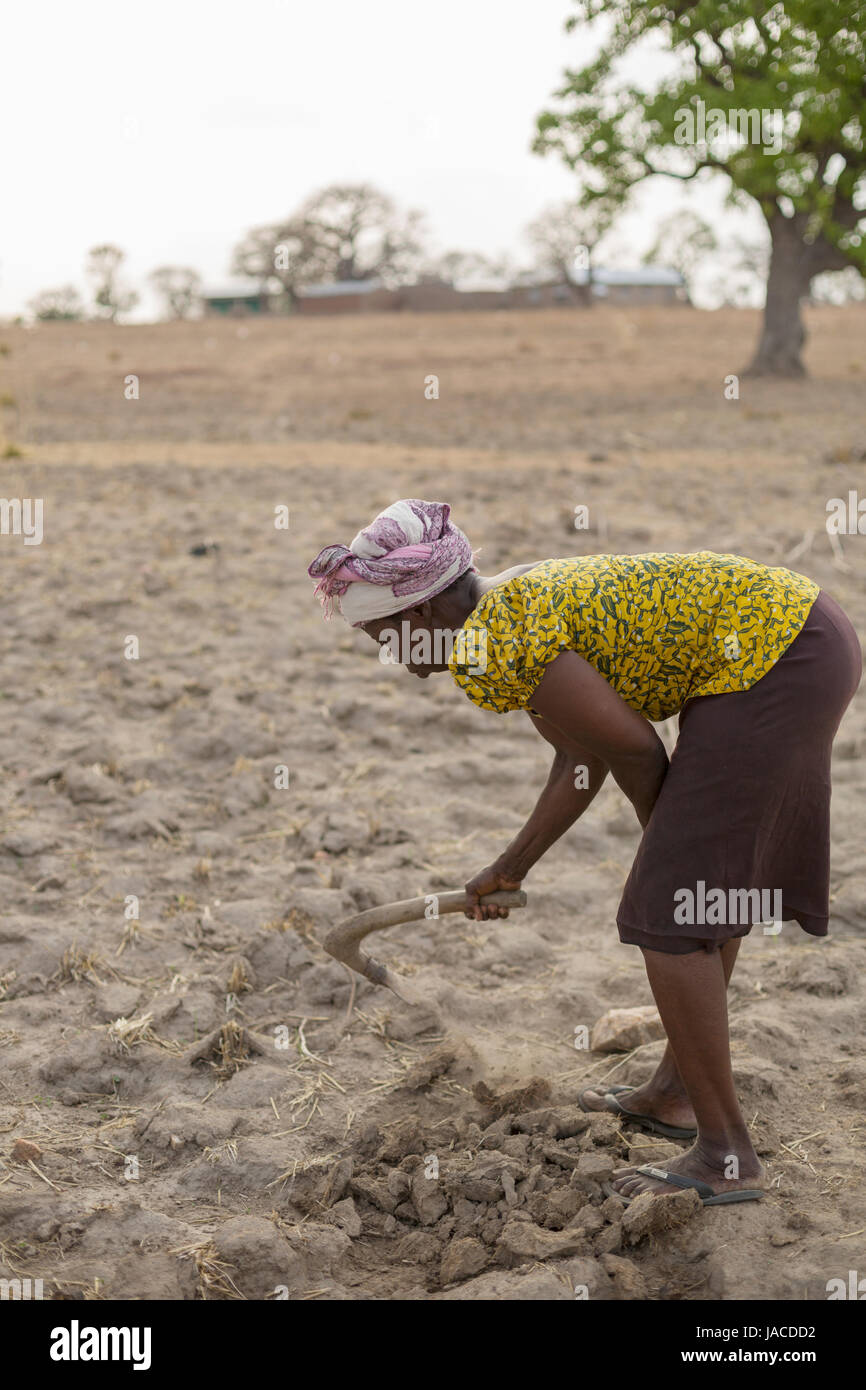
left=463, top=650, right=668, bottom=921
left=463, top=712, right=607, bottom=919
left=527, top=650, right=669, bottom=829
left=499, top=714, right=608, bottom=878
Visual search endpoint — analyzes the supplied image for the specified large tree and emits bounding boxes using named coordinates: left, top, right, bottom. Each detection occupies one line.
left=533, top=1, right=866, bottom=376
left=231, top=183, right=428, bottom=307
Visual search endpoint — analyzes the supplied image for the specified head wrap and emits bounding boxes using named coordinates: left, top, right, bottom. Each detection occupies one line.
left=308, top=499, right=474, bottom=625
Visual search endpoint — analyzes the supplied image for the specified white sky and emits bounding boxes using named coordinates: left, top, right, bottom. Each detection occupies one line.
left=2, top=0, right=762, bottom=318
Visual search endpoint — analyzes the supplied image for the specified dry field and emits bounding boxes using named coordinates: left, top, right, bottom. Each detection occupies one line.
left=0, top=304, right=864, bottom=1301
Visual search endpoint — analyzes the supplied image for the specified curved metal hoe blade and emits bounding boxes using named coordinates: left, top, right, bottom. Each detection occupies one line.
left=323, top=889, right=528, bottom=1003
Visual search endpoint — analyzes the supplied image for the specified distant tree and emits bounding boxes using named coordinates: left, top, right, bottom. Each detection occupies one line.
left=231, top=222, right=313, bottom=310
left=231, top=183, right=428, bottom=306
left=534, top=0, right=866, bottom=375
left=29, top=285, right=84, bottom=321
left=526, top=200, right=618, bottom=304
left=86, top=245, right=139, bottom=322
left=642, top=211, right=718, bottom=298
left=149, top=266, right=202, bottom=319
left=297, top=184, right=427, bottom=283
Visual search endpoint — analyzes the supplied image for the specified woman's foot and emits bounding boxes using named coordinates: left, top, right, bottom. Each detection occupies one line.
left=581, top=1079, right=697, bottom=1133
left=611, top=1138, right=764, bottom=1201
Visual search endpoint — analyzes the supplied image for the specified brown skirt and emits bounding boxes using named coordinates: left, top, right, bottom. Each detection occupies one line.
left=617, top=590, right=862, bottom=954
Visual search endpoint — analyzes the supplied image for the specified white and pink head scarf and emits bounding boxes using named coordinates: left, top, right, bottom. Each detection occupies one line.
left=308, top=499, right=474, bottom=625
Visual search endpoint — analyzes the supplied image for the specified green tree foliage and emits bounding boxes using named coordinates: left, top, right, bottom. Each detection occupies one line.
left=534, top=1, right=866, bottom=374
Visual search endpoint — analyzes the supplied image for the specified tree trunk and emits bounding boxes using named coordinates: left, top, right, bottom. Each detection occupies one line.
left=747, top=216, right=813, bottom=377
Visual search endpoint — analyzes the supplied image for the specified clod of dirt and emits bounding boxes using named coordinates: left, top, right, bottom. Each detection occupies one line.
left=586, top=1112, right=624, bottom=1147
left=283, top=1223, right=353, bottom=1285
left=600, top=1193, right=626, bottom=1221
left=91, top=983, right=143, bottom=1023
left=473, top=1076, right=552, bottom=1119
left=376, top=1117, right=425, bottom=1162
left=323, top=1198, right=362, bottom=1237
left=569, top=1150, right=617, bottom=1195
left=478, top=1115, right=510, bottom=1148
left=320, top=1156, right=354, bottom=1207
left=780, top=955, right=850, bottom=997
left=590, top=1006, right=665, bottom=1053
left=528, top=1188, right=585, bottom=1230
left=395, top=1231, right=442, bottom=1265
left=445, top=1150, right=527, bottom=1206
left=11, top=1139, right=42, bottom=1163
left=402, top=1043, right=460, bottom=1091
left=570, top=1205, right=605, bottom=1238
left=594, top=1220, right=623, bottom=1256
left=574, top=1152, right=615, bottom=1184
left=61, top=765, right=118, bottom=805
left=510, top=1105, right=590, bottom=1139
left=386, top=1168, right=412, bottom=1203
left=134, top=1104, right=239, bottom=1154
left=564, top=1255, right=613, bottom=1300
left=621, top=1185, right=703, bottom=1245
left=498, top=1219, right=589, bottom=1262
left=440, top=1236, right=488, bottom=1285
left=187, top=1218, right=299, bottom=1300
left=411, top=1168, right=449, bottom=1225
left=540, top=1142, right=582, bottom=1171
left=348, top=1173, right=397, bottom=1214
left=599, top=1252, right=649, bottom=1298
left=768, top=1227, right=799, bottom=1248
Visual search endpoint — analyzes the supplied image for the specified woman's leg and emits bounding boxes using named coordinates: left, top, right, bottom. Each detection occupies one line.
left=582, top=937, right=742, bottom=1128
left=612, top=943, right=762, bottom=1199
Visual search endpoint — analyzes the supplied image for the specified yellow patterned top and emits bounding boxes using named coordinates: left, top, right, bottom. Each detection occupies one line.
left=449, top=553, right=819, bottom=721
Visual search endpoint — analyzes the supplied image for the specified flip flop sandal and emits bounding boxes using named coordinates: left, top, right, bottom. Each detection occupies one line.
left=578, top=1084, right=697, bottom=1140
left=603, top=1165, right=765, bottom=1207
